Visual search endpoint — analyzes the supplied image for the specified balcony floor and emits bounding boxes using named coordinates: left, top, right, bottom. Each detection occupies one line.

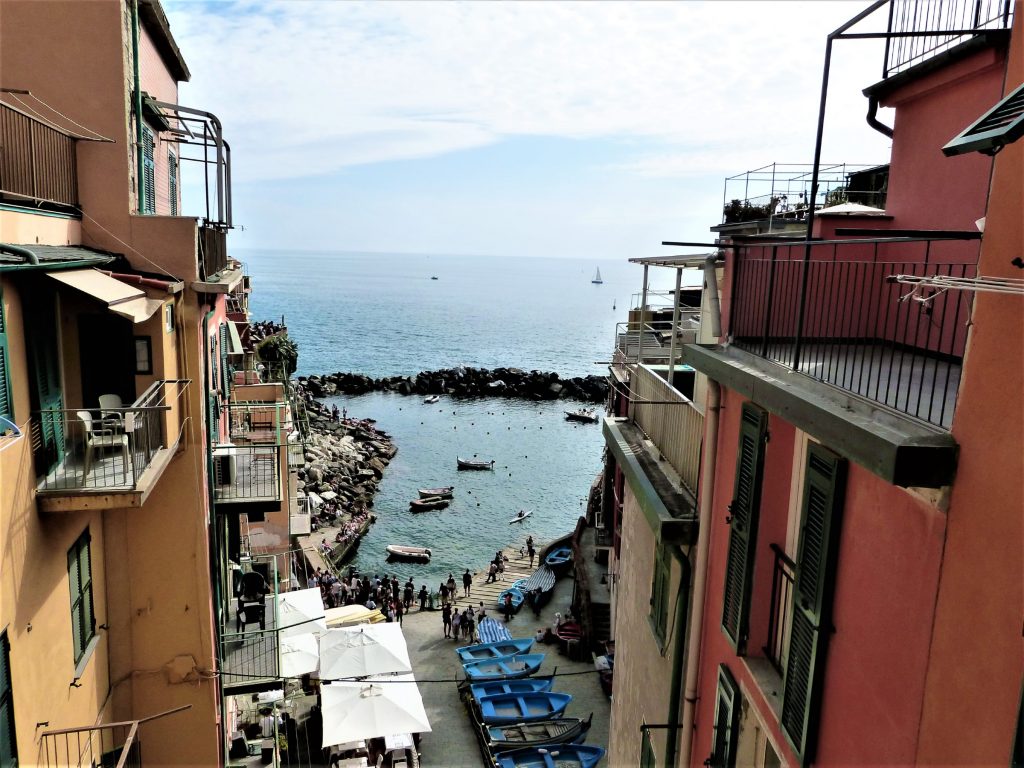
left=214, top=447, right=280, bottom=504
left=38, top=449, right=139, bottom=492
left=221, top=601, right=280, bottom=690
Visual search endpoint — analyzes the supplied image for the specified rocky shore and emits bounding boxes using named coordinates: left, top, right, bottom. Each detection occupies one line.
left=299, top=366, right=609, bottom=403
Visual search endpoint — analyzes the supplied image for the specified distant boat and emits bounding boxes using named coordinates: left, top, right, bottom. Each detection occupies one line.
left=424, top=395, right=440, bottom=404
left=458, top=457, right=495, bottom=471
left=565, top=409, right=599, bottom=424
left=591, top=267, right=603, bottom=284
left=410, top=496, right=450, bottom=512
left=419, top=486, right=454, bottom=499
left=509, top=510, right=533, bottom=524
left=385, top=545, right=431, bottom=563
left=431, top=276, right=439, bottom=280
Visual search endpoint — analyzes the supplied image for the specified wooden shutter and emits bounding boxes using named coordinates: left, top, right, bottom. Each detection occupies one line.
left=708, top=664, right=740, bottom=768
left=943, top=81, right=1024, bottom=157
left=142, top=127, right=155, bottom=214
left=0, top=285, right=11, bottom=423
left=168, top=152, right=178, bottom=216
left=0, top=632, right=15, bottom=765
left=650, top=545, right=669, bottom=643
left=219, top=323, right=229, bottom=400
left=780, top=444, right=846, bottom=764
left=722, top=403, right=768, bottom=652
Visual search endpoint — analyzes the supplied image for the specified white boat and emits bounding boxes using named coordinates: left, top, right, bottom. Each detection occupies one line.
left=591, top=267, right=603, bottom=284
left=424, top=395, right=440, bottom=404
left=565, top=409, right=599, bottom=424
left=509, top=510, right=533, bottom=524
left=386, top=545, right=431, bottom=563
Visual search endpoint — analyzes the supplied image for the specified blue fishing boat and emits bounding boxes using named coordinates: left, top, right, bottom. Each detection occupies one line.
left=468, top=677, right=554, bottom=702
left=462, top=654, right=545, bottom=681
left=477, top=692, right=573, bottom=724
left=497, top=587, right=525, bottom=613
left=485, top=715, right=593, bottom=753
left=495, top=744, right=605, bottom=768
left=457, top=638, right=533, bottom=663
left=544, top=547, right=572, bottom=576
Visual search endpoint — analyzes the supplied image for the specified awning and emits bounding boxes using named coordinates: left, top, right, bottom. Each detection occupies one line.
left=48, top=269, right=164, bottom=324
left=227, top=320, right=244, bottom=355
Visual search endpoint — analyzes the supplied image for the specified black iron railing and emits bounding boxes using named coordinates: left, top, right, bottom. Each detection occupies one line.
left=729, top=237, right=978, bottom=428
left=883, top=0, right=1014, bottom=78
left=764, top=543, right=797, bottom=676
left=0, top=101, right=78, bottom=208
left=212, top=443, right=280, bottom=503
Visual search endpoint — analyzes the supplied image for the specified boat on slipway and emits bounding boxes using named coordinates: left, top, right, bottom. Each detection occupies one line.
left=457, top=639, right=534, bottom=663
left=462, top=654, right=545, bottom=681
left=458, top=457, right=495, bottom=470
left=466, top=677, right=554, bottom=702
left=484, top=715, right=593, bottom=754
left=477, top=692, right=573, bottom=724
left=495, top=744, right=606, bottom=768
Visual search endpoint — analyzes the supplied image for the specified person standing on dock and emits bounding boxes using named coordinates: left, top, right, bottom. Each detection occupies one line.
left=462, top=569, right=472, bottom=597
left=503, top=592, right=515, bottom=623
left=446, top=573, right=457, bottom=599
left=418, top=584, right=428, bottom=610
left=485, top=561, right=497, bottom=583
left=496, top=557, right=506, bottom=581
left=527, top=536, right=536, bottom=568
left=451, top=608, right=461, bottom=640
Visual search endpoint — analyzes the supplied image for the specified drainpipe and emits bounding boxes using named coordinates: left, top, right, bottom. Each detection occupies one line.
left=131, top=0, right=145, bottom=213
left=664, top=544, right=691, bottom=768
left=865, top=95, right=894, bottom=139
left=677, top=377, right=721, bottom=766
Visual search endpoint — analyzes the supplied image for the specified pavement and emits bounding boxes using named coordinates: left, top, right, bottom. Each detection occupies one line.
left=395, top=542, right=611, bottom=768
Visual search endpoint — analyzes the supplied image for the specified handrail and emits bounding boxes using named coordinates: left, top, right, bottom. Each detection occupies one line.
left=40, top=705, right=193, bottom=737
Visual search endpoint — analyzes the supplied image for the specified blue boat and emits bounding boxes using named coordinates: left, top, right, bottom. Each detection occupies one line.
left=477, top=692, right=573, bottom=724
left=462, top=654, right=545, bottom=681
left=457, top=638, right=533, bottom=663
left=544, top=547, right=572, bottom=576
left=495, top=745, right=606, bottom=768
left=468, top=677, right=553, bottom=702
left=497, top=587, right=525, bottom=613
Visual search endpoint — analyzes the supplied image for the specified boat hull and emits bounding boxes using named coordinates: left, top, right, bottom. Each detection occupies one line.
left=457, top=638, right=533, bottom=663
left=468, top=677, right=554, bottom=702
left=458, top=457, right=495, bottom=470
left=544, top=547, right=573, bottom=576
left=565, top=411, right=599, bottom=424
left=495, top=744, right=605, bottom=768
left=477, top=692, right=573, bottom=724
left=385, top=545, right=431, bottom=563
left=410, top=496, right=450, bottom=512
left=418, top=486, right=454, bottom=499
left=462, top=653, right=545, bottom=681
left=485, top=715, right=593, bottom=753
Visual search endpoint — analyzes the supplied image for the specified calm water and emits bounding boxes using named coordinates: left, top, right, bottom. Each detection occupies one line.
left=240, top=249, right=673, bottom=582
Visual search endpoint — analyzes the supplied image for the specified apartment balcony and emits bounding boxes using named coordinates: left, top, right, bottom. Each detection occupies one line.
left=198, top=223, right=228, bottom=281
left=0, top=101, right=78, bottom=210
left=212, top=443, right=281, bottom=512
left=38, top=705, right=190, bottom=768
left=34, top=380, right=189, bottom=513
left=220, top=556, right=282, bottom=693
left=611, top=313, right=700, bottom=378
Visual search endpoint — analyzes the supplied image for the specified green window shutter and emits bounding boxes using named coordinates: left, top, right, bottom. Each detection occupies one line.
left=0, top=631, right=17, bottom=766
left=721, top=403, right=768, bottom=652
left=0, top=285, right=12, bottom=423
left=168, top=152, right=178, bottom=216
left=708, top=664, right=740, bottom=768
left=781, top=444, right=847, bottom=764
left=142, top=126, right=155, bottom=214
left=208, top=392, right=218, bottom=443
left=943, top=80, right=1024, bottom=157
left=219, top=324, right=229, bottom=400
left=650, top=545, right=670, bottom=643
left=67, top=529, right=95, bottom=664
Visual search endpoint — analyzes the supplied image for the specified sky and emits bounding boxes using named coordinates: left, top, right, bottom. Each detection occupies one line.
left=165, top=1, right=896, bottom=260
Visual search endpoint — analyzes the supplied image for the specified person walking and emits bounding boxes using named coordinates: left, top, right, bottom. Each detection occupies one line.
left=527, top=536, right=536, bottom=568
left=442, top=602, right=452, bottom=638
left=446, top=573, right=457, bottom=599
left=496, top=557, right=505, bottom=581
left=451, top=609, right=461, bottom=641
left=503, top=592, right=515, bottom=623
left=395, top=599, right=404, bottom=626
left=439, top=582, right=450, bottom=605
left=485, top=561, right=497, bottom=584
left=462, top=569, right=472, bottom=597
left=464, top=609, right=476, bottom=642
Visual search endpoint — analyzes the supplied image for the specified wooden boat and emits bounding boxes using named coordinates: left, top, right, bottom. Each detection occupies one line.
left=495, top=744, right=605, bottom=768
left=468, top=677, right=554, bottom=702
left=423, top=394, right=440, bottom=404
left=477, top=692, right=573, bottom=724
left=485, top=715, right=593, bottom=753
left=457, top=638, right=533, bottom=663
left=462, top=654, right=545, bottom=681
left=509, top=510, right=533, bottom=524
left=410, top=496, right=450, bottom=512
left=497, top=587, right=525, bottom=613
left=418, top=486, right=454, bottom=499
left=520, top=566, right=557, bottom=614
left=555, top=620, right=582, bottom=644
left=544, top=547, right=572, bottom=575
left=385, top=545, right=431, bottom=563
left=458, top=457, right=495, bottom=471
left=564, top=409, right=599, bottom=424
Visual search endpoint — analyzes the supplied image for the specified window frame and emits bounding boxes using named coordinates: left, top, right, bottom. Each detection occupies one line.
left=67, top=529, right=96, bottom=665
left=649, top=544, right=670, bottom=645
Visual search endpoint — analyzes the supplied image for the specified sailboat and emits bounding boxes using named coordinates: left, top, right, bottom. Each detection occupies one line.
left=591, top=267, right=603, bottom=285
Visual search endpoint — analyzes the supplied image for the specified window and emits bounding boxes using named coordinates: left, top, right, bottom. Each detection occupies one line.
left=722, top=403, right=768, bottom=653
left=67, top=529, right=96, bottom=664
left=164, top=302, right=174, bottom=334
left=0, top=632, right=16, bottom=767
left=708, top=665, right=740, bottom=768
left=141, top=126, right=155, bottom=214
left=168, top=151, right=178, bottom=215
left=650, top=545, right=670, bottom=644
left=779, top=444, right=846, bottom=764
left=0, top=285, right=11, bottom=424
left=134, top=336, right=152, bottom=375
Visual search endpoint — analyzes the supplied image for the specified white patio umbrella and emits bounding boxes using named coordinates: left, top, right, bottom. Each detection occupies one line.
left=280, top=632, right=319, bottom=678
left=319, top=623, right=411, bottom=680
left=320, top=674, right=431, bottom=748
left=277, top=587, right=327, bottom=639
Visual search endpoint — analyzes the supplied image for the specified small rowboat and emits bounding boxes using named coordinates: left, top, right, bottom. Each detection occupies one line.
left=520, top=566, right=557, bottom=614
left=497, top=587, right=525, bottom=613
left=385, top=545, right=431, bottom=563
left=485, top=715, right=593, bottom=753
left=545, top=547, right=572, bottom=575
left=418, top=486, right=454, bottom=499
left=458, top=457, right=495, bottom=471
left=457, top=638, right=533, bottom=663
left=477, top=692, right=573, bottom=724
left=410, top=496, right=450, bottom=512
left=509, top=510, right=533, bottom=524
left=468, top=677, right=554, bottom=702
left=424, top=395, right=440, bottom=404
left=462, top=654, right=545, bottom=681
left=564, top=409, right=599, bottom=424
left=495, top=745, right=606, bottom=768
left=555, top=621, right=582, bottom=644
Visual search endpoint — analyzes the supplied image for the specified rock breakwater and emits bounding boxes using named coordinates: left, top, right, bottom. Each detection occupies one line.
left=300, top=367, right=609, bottom=403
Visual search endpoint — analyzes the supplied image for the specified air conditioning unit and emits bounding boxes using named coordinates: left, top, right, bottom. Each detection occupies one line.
left=213, top=446, right=237, bottom=485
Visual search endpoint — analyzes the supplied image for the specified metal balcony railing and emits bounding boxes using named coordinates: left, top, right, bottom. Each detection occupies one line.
left=221, top=555, right=282, bottom=690
left=212, top=443, right=281, bottom=504
left=0, top=101, right=78, bottom=208
left=883, top=0, right=1014, bottom=78
left=764, top=543, right=797, bottom=676
left=228, top=401, right=288, bottom=445
left=612, top=315, right=700, bottom=369
left=728, top=237, right=979, bottom=428
left=35, top=380, right=188, bottom=493
left=629, top=365, right=703, bottom=495
left=39, top=705, right=190, bottom=768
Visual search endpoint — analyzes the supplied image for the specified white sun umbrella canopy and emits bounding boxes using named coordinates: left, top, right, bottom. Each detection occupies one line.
left=277, top=587, right=328, bottom=639
left=280, top=633, right=320, bottom=678
left=321, top=673, right=431, bottom=748
left=319, top=623, right=412, bottom=680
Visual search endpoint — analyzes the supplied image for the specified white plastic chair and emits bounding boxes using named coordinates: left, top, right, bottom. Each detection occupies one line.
left=77, top=410, right=129, bottom=478
left=98, top=393, right=125, bottom=430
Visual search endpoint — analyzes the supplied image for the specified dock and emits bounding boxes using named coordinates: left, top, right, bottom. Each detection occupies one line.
left=446, top=536, right=545, bottom=615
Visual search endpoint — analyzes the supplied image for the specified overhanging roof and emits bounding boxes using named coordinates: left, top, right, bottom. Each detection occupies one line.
left=227, top=321, right=244, bottom=355
left=0, top=244, right=117, bottom=272
left=48, top=269, right=164, bottom=324
left=629, top=253, right=722, bottom=268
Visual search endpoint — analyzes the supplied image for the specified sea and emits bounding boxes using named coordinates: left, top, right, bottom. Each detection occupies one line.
left=242, top=249, right=674, bottom=586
